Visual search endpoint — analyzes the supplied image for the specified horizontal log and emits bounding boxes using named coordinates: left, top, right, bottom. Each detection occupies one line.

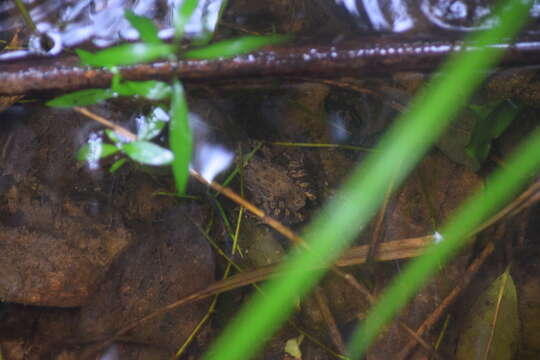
left=1, top=36, right=540, bottom=95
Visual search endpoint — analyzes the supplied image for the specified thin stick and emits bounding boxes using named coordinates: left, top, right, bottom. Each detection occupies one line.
left=367, top=175, right=395, bottom=261
left=74, top=107, right=136, bottom=141
left=271, top=141, right=372, bottom=152
left=13, top=0, right=36, bottom=31
left=314, top=287, right=347, bottom=353
left=190, top=169, right=305, bottom=246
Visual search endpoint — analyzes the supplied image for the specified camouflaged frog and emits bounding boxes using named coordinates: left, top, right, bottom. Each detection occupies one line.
left=244, top=152, right=316, bottom=225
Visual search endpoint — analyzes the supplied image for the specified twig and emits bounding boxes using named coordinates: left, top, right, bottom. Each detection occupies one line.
left=189, top=169, right=305, bottom=246
left=73, top=107, right=136, bottom=141
left=4, top=37, right=540, bottom=95
left=367, top=174, right=395, bottom=261
left=314, top=287, right=347, bottom=354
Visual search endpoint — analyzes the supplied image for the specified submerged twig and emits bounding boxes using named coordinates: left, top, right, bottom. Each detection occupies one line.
left=314, top=287, right=347, bottom=353
left=73, top=107, right=136, bottom=141
left=4, top=37, right=540, bottom=95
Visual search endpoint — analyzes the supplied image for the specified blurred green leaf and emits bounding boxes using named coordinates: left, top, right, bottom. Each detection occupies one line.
left=465, top=100, right=519, bottom=166
left=456, top=267, right=519, bottom=360
left=112, top=79, right=171, bottom=100
left=77, top=142, right=119, bottom=162
left=47, top=88, right=115, bottom=107
left=184, top=34, right=289, bottom=60
left=169, top=80, right=192, bottom=194
left=109, top=158, right=127, bottom=173
left=137, top=106, right=168, bottom=140
left=174, top=0, right=199, bottom=39
left=76, top=43, right=174, bottom=67
left=124, top=10, right=162, bottom=44
left=121, top=141, right=173, bottom=165
left=105, top=129, right=132, bottom=144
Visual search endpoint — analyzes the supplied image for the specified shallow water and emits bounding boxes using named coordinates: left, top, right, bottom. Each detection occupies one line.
left=2, top=1, right=540, bottom=360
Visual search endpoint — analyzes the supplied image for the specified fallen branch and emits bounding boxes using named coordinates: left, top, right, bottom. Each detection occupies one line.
left=3, top=36, right=540, bottom=95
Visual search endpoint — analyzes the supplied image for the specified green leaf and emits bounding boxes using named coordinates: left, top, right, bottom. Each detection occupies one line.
left=105, top=129, right=132, bottom=144
left=124, top=10, right=162, bottom=44
left=77, top=143, right=119, bottom=162
left=169, top=80, right=192, bottom=194
left=456, top=268, right=519, bottom=360
left=47, top=88, right=115, bottom=107
left=109, top=158, right=127, bottom=173
left=184, top=34, right=289, bottom=60
left=174, top=0, right=199, bottom=39
left=121, top=141, right=173, bottom=165
left=112, top=80, right=171, bottom=100
left=76, top=43, right=174, bottom=67
left=137, top=106, right=169, bottom=140
left=465, top=100, right=519, bottom=166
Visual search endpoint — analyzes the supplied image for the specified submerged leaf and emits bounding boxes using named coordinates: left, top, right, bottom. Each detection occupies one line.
left=47, top=89, right=115, bottom=107
left=456, top=267, right=519, bottom=360
left=137, top=106, right=169, bottom=140
left=184, top=34, right=289, bottom=60
left=76, top=43, right=174, bottom=67
left=169, top=81, right=192, bottom=194
left=465, top=100, right=519, bottom=167
left=284, top=335, right=303, bottom=359
left=105, top=129, right=133, bottom=144
left=112, top=80, right=171, bottom=100
left=77, top=143, right=119, bottom=162
left=109, top=158, right=127, bottom=173
left=174, top=0, right=199, bottom=39
left=121, top=141, right=173, bottom=165
left=124, top=10, right=162, bottom=44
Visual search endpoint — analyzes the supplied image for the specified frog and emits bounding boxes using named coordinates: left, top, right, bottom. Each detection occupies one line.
left=243, top=148, right=316, bottom=225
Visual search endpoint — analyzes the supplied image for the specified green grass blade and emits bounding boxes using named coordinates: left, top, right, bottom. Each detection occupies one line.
left=174, top=0, right=199, bottom=39
left=47, top=89, right=115, bottom=107
left=76, top=43, right=174, bottom=67
left=14, top=0, right=35, bottom=31
left=184, top=34, right=289, bottom=60
left=124, top=10, right=162, bottom=44
left=202, top=1, right=532, bottom=359
left=169, top=81, right=192, bottom=194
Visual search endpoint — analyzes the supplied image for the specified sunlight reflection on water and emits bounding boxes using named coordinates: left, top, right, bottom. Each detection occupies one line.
left=0, top=0, right=224, bottom=59
left=337, top=0, right=540, bottom=33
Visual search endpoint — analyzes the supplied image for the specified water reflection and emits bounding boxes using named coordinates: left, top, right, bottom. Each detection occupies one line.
left=192, top=143, right=234, bottom=182
left=0, top=0, right=224, bottom=59
left=99, top=344, right=119, bottom=360
left=189, top=113, right=233, bottom=183
left=337, top=0, right=540, bottom=33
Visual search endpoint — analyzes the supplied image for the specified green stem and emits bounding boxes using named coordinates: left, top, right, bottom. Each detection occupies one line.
left=14, top=0, right=36, bottom=31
